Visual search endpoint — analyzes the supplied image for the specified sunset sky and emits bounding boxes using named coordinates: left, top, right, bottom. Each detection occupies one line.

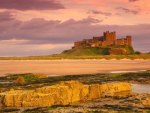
left=0, top=0, right=150, bottom=56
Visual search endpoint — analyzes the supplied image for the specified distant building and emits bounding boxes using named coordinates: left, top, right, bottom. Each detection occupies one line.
left=73, top=31, right=132, bottom=48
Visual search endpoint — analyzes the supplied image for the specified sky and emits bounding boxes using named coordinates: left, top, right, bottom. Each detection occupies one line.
left=0, top=0, right=150, bottom=56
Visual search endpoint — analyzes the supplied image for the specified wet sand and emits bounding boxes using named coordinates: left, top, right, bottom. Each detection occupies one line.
left=0, top=59, right=149, bottom=76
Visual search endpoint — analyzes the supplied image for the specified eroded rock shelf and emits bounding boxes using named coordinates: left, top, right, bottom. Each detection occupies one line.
left=0, top=81, right=131, bottom=107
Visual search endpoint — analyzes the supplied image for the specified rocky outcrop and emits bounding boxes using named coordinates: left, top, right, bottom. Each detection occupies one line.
left=0, top=95, right=3, bottom=109
left=0, top=81, right=131, bottom=107
left=142, top=97, right=150, bottom=107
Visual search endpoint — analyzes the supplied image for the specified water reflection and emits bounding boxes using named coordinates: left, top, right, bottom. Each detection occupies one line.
left=132, top=84, right=150, bottom=93
left=107, top=84, right=150, bottom=97
left=110, top=70, right=146, bottom=74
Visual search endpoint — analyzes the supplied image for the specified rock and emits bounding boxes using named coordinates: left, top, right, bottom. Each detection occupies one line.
left=1, top=81, right=131, bottom=107
left=0, top=95, right=3, bottom=109
left=88, top=84, right=101, bottom=100
left=32, top=73, right=48, bottom=78
left=80, top=85, right=89, bottom=100
left=57, top=81, right=84, bottom=103
left=3, top=90, right=35, bottom=107
left=100, top=82, right=131, bottom=96
left=22, top=93, right=56, bottom=107
left=142, top=97, right=150, bottom=107
left=15, top=76, right=26, bottom=85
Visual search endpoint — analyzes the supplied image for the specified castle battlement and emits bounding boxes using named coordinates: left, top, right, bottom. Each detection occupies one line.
left=73, top=31, right=132, bottom=48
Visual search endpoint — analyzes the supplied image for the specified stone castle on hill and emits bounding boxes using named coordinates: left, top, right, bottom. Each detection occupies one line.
left=73, top=31, right=132, bottom=48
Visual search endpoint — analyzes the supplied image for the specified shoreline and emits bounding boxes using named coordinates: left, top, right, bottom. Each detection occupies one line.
left=0, top=54, right=150, bottom=61
left=0, top=59, right=149, bottom=76
left=1, top=71, right=150, bottom=113
left=0, top=58, right=149, bottom=61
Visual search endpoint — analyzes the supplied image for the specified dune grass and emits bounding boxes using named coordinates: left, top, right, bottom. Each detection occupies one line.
left=0, top=46, right=149, bottom=60
left=0, top=54, right=149, bottom=60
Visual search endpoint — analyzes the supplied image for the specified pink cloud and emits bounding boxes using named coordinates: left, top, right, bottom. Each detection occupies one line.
left=0, top=14, right=149, bottom=53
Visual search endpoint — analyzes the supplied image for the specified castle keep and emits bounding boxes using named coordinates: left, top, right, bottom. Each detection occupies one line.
left=73, top=31, right=132, bottom=48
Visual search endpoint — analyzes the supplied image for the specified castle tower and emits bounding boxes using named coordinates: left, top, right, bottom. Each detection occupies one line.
left=103, top=31, right=116, bottom=45
left=126, top=36, right=132, bottom=46
left=103, top=31, right=109, bottom=40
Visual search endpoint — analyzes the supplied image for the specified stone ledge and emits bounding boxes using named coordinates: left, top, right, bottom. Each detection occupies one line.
left=0, top=81, right=131, bottom=107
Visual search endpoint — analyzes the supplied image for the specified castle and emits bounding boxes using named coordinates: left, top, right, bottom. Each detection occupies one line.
left=73, top=31, right=132, bottom=48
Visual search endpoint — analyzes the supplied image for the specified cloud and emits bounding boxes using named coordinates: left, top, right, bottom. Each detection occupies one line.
left=0, top=0, right=65, bottom=10
left=117, top=7, right=139, bottom=14
left=0, top=39, right=29, bottom=45
left=0, top=41, right=72, bottom=56
left=88, top=10, right=112, bottom=16
left=129, top=0, right=139, bottom=2
left=0, top=11, right=15, bottom=21
left=0, top=14, right=149, bottom=55
left=0, top=16, right=103, bottom=42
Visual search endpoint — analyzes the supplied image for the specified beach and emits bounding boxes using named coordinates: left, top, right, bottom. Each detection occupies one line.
left=0, top=59, right=149, bottom=76
left=0, top=59, right=150, bottom=113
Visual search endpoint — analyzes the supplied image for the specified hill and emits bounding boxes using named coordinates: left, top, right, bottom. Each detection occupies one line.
left=61, top=31, right=134, bottom=56
left=62, top=47, right=109, bottom=56
left=61, top=46, right=134, bottom=56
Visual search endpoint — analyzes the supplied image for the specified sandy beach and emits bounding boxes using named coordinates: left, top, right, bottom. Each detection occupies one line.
left=0, top=59, right=149, bottom=76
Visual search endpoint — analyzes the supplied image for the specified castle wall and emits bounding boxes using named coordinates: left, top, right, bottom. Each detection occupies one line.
left=115, top=38, right=126, bottom=46
left=91, top=41, right=102, bottom=47
left=115, top=36, right=132, bottom=47
left=93, top=37, right=101, bottom=41
left=74, top=41, right=86, bottom=48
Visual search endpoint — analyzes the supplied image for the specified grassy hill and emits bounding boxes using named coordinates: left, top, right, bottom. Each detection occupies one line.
left=62, top=47, right=110, bottom=56
left=61, top=46, right=134, bottom=56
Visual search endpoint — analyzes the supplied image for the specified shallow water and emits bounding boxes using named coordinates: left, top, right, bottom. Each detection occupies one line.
left=110, top=70, right=146, bottom=73
left=132, top=84, right=150, bottom=93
